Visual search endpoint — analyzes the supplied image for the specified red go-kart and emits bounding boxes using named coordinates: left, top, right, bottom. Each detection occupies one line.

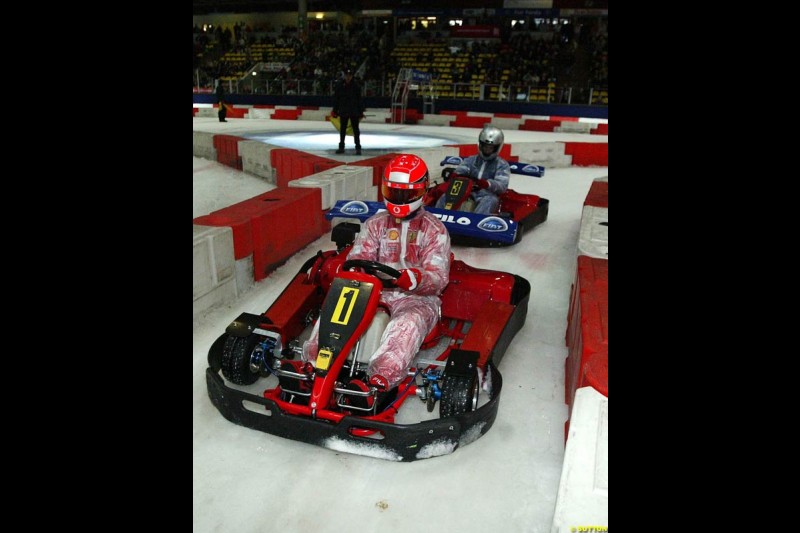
left=206, top=223, right=531, bottom=462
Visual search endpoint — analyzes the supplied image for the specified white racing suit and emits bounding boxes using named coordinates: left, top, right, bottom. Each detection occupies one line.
left=435, top=155, right=511, bottom=214
left=304, top=208, right=451, bottom=388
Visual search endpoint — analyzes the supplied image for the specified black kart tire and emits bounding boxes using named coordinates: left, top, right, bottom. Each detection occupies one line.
left=513, top=223, right=525, bottom=244
left=221, top=335, right=261, bottom=385
left=207, top=333, right=228, bottom=373
left=439, top=369, right=479, bottom=418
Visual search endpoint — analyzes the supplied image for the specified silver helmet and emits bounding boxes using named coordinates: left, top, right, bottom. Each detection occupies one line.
left=478, top=125, right=504, bottom=161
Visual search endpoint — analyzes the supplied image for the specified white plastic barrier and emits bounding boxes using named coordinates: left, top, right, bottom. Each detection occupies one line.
left=238, top=140, right=279, bottom=183
left=417, top=114, right=452, bottom=127
left=289, top=165, right=373, bottom=211
left=246, top=108, right=272, bottom=119
left=193, top=131, right=217, bottom=160
left=193, top=224, right=238, bottom=318
left=491, top=117, right=525, bottom=131
left=511, top=142, right=573, bottom=168
left=578, top=177, right=608, bottom=259
left=298, top=110, right=330, bottom=121
left=555, top=122, right=595, bottom=134
left=551, top=387, right=608, bottom=533
left=288, top=177, right=333, bottom=210
left=195, top=107, right=218, bottom=118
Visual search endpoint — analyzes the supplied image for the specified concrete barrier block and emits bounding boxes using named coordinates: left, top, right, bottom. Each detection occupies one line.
left=555, top=121, right=595, bottom=134
left=318, top=173, right=347, bottom=203
left=492, top=117, right=524, bottom=131
left=328, top=165, right=372, bottom=199
left=289, top=177, right=333, bottom=210
left=239, top=140, right=278, bottom=183
left=578, top=206, right=608, bottom=259
left=511, top=142, right=573, bottom=167
left=193, top=131, right=218, bottom=160
left=246, top=108, right=272, bottom=119
left=235, top=254, right=254, bottom=295
left=417, top=114, right=452, bottom=126
left=193, top=224, right=238, bottom=316
left=195, top=107, right=218, bottom=118
left=193, top=276, right=237, bottom=319
left=298, top=110, right=330, bottom=121
left=551, top=387, right=608, bottom=533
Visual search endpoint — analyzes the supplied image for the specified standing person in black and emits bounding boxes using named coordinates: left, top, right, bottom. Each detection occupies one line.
left=332, top=67, right=364, bottom=155
left=216, top=81, right=227, bottom=123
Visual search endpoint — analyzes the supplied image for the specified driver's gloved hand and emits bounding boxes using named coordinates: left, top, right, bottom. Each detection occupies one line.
left=396, top=268, right=422, bottom=291
left=473, top=179, right=490, bottom=190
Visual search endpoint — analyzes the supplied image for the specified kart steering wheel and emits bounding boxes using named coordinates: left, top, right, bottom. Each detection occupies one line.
left=342, top=259, right=402, bottom=288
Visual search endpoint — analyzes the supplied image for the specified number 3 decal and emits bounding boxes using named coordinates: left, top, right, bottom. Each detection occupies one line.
left=331, top=287, right=359, bottom=325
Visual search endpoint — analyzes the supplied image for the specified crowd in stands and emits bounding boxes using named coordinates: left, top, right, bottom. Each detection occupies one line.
left=193, top=16, right=608, bottom=103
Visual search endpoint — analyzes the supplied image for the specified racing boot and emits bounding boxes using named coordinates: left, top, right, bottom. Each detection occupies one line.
left=336, top=142, right=345, bottom=154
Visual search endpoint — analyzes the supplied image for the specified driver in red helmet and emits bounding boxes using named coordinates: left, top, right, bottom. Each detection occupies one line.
left=303, top=154, right=451, bottom=400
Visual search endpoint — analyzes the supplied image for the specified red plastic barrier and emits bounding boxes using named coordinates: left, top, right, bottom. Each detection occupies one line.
left=520, top=119, right=560, bottom=132
left=390, top=108, right=419, bottom=124
left=253, top=104, right=275, bottom=108
left=213, top=134, right=246, bottom=170
left=270, top=149, right=303, bottom=186
left=249, top=187, right=327, bottom=280
left=272, top=109, right=302, bottom=120
left=313, top=160, right=344, bottom=173
left=269, top=151, right=341, bottom=187
left=592, top=123, right=608, bottom=135
left=493, top=113, right=523, bottom=118
left=194, top=187, right=329, bottom=281
left=214, top=104, right=248, bottom=118
left=439, top=110, right=467, bottom=117
left=581, top=351, right=608, bottom=397
left=452, top=116, right=494, bottom=129
left=550, top=115, right=579, bottom=122
left=192, top=108, right=198, bottom=116
left=565, top=255, right=608, bottom=409
left=563, top=142, right=608, bottom=166
left=584, top=180, right=608, bottom=208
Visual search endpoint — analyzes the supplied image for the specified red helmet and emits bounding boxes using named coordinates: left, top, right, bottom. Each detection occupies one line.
left=382, top=154, right=429, bottom=218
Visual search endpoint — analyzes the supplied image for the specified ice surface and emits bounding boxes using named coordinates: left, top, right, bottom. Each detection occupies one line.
left=193, top=117, right=608, bottom=533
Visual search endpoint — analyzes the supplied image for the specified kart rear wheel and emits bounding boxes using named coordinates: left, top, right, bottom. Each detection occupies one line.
left=221, top=335, right=261, bottom=385
left=439, top=368, right=479, bottom=418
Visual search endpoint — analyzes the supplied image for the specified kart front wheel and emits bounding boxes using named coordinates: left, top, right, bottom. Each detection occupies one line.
left=220, top=335, right=261, bottom=385
left=439, top=368, right=479, bottom=418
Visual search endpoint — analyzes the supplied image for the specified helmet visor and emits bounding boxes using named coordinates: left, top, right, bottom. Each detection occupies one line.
left=479, top=141, right=498, bottom=158
left=382, top=183, right=425, bottom=205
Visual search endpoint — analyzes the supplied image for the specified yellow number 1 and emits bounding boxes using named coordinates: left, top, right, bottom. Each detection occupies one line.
left=331, top=287, right=359, bottom=325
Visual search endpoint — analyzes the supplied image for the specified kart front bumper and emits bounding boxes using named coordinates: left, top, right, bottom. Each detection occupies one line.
left=206, top=365, right=503, bottom=462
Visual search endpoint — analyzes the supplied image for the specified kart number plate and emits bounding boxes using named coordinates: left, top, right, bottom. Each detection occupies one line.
left=316, top=349, right=333, bottom=370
